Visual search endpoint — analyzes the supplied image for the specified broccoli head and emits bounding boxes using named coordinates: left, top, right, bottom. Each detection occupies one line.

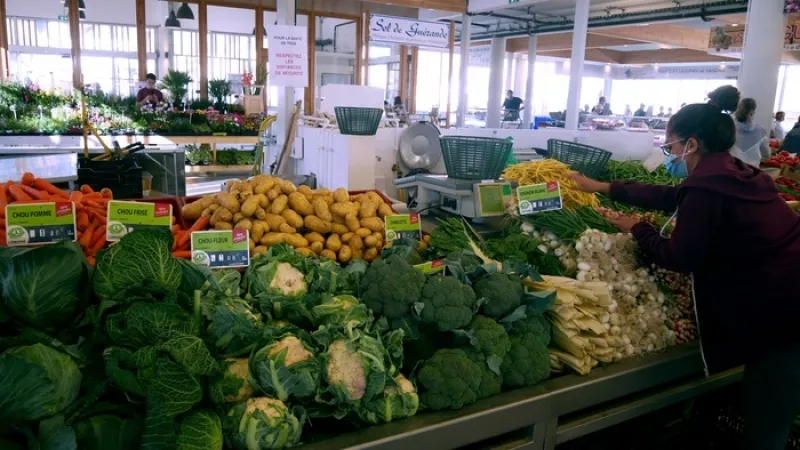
left=475, top=273, right=523, bottom=319
left=462, top=348, right=502, bottom=399
left=416, top=349, right=481, bottom=410
left=508, top=313, right=551, bottom=346
left=360, top=255, right=426, bottom=320
left=461, top=315, right=511, bottom=366
left=418, top=276, right=476, bottom=332
left=501, top=332, right=551, bottom=388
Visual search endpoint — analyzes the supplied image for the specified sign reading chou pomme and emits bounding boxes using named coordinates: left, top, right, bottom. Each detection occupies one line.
left=369, top=15, right=450, bottom=48
left=5, top=202, right=76, bottom=246
left=267, top=25, right=309, bottom=88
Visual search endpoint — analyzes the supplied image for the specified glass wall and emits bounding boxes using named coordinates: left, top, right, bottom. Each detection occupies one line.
left=315, top=17, right=356, bottom=98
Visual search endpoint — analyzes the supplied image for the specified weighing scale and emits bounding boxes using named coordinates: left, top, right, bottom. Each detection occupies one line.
left=395, top=174, right=514, bottom=219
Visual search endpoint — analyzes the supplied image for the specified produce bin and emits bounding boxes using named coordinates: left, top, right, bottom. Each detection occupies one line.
left=78, top=156, right=143, bottom=199
left=547, top=139, right=612, bottom=179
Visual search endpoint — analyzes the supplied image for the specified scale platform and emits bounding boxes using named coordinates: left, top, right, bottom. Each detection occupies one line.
left=395, top=174, right=513, bottom=219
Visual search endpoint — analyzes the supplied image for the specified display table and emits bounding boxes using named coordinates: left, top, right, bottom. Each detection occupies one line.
left=300, top=343, right=743, bottom=450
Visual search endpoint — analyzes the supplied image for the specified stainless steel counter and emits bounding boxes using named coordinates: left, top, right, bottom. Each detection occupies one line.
left=299, top=343, right=743, bottom=450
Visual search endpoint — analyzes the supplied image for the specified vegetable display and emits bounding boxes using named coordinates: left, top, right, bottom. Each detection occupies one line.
left=502, top=159, right=599, bottom=208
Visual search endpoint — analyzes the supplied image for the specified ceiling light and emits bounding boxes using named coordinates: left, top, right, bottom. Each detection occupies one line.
left=79, top=10, right=86, bottom=20
left=252, top=27, right=267, bottom=37
left=720, top=64, right=727, bottom=70
left=731, top=23, right=738, bottom=27
left=79, top=0, right=86, bottom=10
left=176, top=2, right=194, bottom=20
left=165, top=10, right=181, bottom=28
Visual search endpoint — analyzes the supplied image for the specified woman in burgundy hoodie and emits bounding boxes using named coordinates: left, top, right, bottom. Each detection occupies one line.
left=574, top=103, right=800, bottom=450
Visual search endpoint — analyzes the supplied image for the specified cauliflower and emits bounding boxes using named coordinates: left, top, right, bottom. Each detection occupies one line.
left=417, top=349, right=482, bottom=410
left=311, top=295, right=370, bottom=327
left=475, top=273, right=524, bottom=319
left=251, top=330, right=320, bottom=402
left=269, top=262, right=307, bottom=297
left=501, top=332, right=551, bottom=388
left=418, top=276, right=476, bottom=332
left=209, top=358, right=255, bottom=404
left=325, top=339, right=368, bottom=401
left=356, top=374, right=419, bottom=424
left=224, top=397, right=304, bottom=449
left=360, top=255, right=426, bottom=320
left=268, top=336, right=312, bottom=366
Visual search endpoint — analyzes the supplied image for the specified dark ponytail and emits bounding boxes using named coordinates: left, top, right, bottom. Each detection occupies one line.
left=667, top=103, right=736, bottom=154
left=707, top=85, right=740, bottom=113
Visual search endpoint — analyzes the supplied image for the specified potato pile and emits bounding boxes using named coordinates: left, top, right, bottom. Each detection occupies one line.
left=181, top=175, right=393, bottom=262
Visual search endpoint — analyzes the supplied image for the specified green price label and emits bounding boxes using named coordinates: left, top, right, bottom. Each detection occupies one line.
left=191, top=229, right=250, bottom=268
left=107, top=200, right=173, bottom=241
left=5, top=202, right=76, bottom=246
left=517, top=182, right=563, bottom=215
left=385, top=213, right=422, bottom=242
left=414, top=260, right=445, bottom=274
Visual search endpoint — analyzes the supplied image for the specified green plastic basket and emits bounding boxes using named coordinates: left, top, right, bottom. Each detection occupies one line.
left=547, top=139, right=612, bottom=178
left=440, top=136, right=513, bottom=180
left=335, top=107, right=384, bottom=136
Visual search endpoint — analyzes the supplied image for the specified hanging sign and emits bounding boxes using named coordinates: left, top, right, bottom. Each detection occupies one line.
left=267, top=25, right=309, bottom=88
left=369, top=14, right=450, bottom=48
left=517, top=182, right=563, bottom=215
left=5, top=202, right=76, bottom=246
left=191, top=229, right=250, bottom=269
left=106, top=200, right=172, bottom=241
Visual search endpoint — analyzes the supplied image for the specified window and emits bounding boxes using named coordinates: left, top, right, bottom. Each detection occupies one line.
left=171, top=30, right=201, bottom=100
left=209, top=32, right=256, bottom=81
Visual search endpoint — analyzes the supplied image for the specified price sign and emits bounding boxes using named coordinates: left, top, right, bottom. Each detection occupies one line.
left=517, top=181, right=563, bottom=215
left=191, top=229, right=250, bottom=268
left=5, top=202, right=76, bottom=246
left=414, top=259, right=445, bottom=274
left=107, top=200, right=173, bottom=241
left=385, top=213, right=422, bottom=242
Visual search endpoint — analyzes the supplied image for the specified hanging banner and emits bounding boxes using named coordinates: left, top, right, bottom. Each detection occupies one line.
left=470, top=44, right=491, bottom=67
left=267, top=25, right=309, bottom=88
left=708, top=23, right=800, bottom=52
left=369, top=14, right=450, bottom=48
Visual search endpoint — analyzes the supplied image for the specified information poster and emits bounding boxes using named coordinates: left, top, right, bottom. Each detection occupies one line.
left=517, top=181, right=563, bottom=215
left=369, top=14, right=450, bottom=48
left=191, top=229, right=250, bottom=269
left=5, top=202, right=76, bottom=246
left=107, top=201, right=172, bottom=241
left=267, top=25, right=309, bottom=88
left=385, top=213, right=422, bottom=242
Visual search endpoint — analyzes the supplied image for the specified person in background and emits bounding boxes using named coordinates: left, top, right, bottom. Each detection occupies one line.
left=772, top=111, right=786, bottom=140
left=393, top=96, right=408, bottom=124
left=624, top=105, right=633, bottom=117
left=657, top=106, right=666, bottom=117
left=136, top=73, right=164, bottom=107
left=571, top=103, right=800, bottom=450
left=707, top=85, right=740, bottom=113
left=731, top=98, right=771, bottom=167
left=666, top=107, right=674, bottom=117
left=583, top=104, right=591, bottom=113
left=503, top=90, right=523, bottom=121
left=634, top=103, right=647, bottom=117
left=781, top=124, right=800, bottom=153
left=646, top=105, right=654, bottom=118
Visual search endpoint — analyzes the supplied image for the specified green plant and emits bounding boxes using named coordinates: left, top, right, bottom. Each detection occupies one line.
left=359, top=255, right=426, bottom=321
left=416, top=348, right=481, bottom=411
left=454, top=315, right=511, bottom=372
left=475, top=273, right=524, bottom=319
left=159, top=70, right=193, bottom=104
left=416, top=276, right=476, bottom=332
left=208, top=79, right=232, bottom=108
left=462, top=348, right=502, bottom=399
left=500, top=329, right=550, bottom=388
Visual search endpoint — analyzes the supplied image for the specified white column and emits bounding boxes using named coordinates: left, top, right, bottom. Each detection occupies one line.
left=523, top=35, right=536, bottom=129
left=777, top=65, right=788, bottom=111
left=737, top=0, right=785, bottom=130
left=456, top=14, right=471, bottom=128
left=565, top=0, right=590, bottom=131
left=486, top=36, right=506, bottom=129
left=504, top=52, right=514, bottom=93
left=513, top=54, right=525, bottom=98
left=276, top=0, right=297, bottom=145
left=603, top=78, right=612, bottom=102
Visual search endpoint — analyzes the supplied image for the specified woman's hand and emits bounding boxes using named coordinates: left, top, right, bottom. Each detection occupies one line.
left=569, top=173, right=611, bottom=195
left=608, top=215, right=640, bottom=233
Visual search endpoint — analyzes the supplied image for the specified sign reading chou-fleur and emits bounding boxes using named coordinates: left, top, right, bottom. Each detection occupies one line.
left=369, top=15, right=450, bottom=48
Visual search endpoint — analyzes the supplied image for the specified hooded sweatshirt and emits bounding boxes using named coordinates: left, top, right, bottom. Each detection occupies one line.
left=733, top=120, right=770, bottom=165
left=610, top=152, right=800, bottom=372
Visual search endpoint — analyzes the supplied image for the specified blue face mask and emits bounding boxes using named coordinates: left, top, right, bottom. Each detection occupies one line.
left=665, top=154, right=689, bottom=178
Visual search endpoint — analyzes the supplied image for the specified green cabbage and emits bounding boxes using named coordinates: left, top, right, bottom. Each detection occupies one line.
left=0, top=344, right=81, bottom=421
left=0, top=241, right=88, bottom=329
left=176, top=409, right=223, bottom=450
left=209, top=358, right=255, bottom=404
left=73, top=414, right=142, bottom=450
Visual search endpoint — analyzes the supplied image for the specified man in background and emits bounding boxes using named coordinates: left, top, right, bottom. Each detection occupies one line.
left=772, top=111, right=786, bottom=140
left=136, top=73, right=164, bottom=106
left=503, top=90, right=523, bottom=121
left=634, top=103, right=647, bottom=117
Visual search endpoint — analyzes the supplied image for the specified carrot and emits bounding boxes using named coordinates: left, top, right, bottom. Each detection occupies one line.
left=89, top=210, right=107, bottom=224
left=172, top=250, right=192, bottom=259
left=6, top=199, right=50, bottom=204
left=83, top=192, right=103, bottom=200
left=18, top=185, right=47, bottom=200
left=80, top=185, right=94, bottom=194
left=100, top=188, right=113, bottom=199
left=8, top=185, right=32, bottom=202
left=90, top=230, right=107, bottom=253
left=85, top=207, right=107, bottom=217
left=86, top=256, right=96, bottom=267
left=0, top=184, right=7, bottom=210
left=0, top=217, right=5, bottom=227
left=172, top=225, right=181, bottom=234
left=77, top=211, right=90, bottom=231
left=83, top=197, right=112, bottom=205
left=70, top=191, right=83, bottom=204
left=21, top=173, right=35, bottom=186
left=91, top=224, right=106, bottom=242
left=79, top=222, right=96, bottom=248
left=32, top=179, right=69, bottom=199
left=189, top=216, right=210, bottom=232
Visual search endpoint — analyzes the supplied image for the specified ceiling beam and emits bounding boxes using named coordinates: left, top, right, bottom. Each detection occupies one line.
left=590, top=23, right=711, bottom=52
left=543, top=48, right=625, bottom=64
left=506, top=32, right=642, bottom=53
left=618, top=48, right=736, bottom=65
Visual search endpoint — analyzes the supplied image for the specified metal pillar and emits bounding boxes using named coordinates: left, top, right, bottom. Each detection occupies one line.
left=524, top=35, right=537, bottom=129
left=276, top=0, right=297, bottom=145
left=487, top=36, right=506, bottom=129
left=456, top=14, right=471, bottom=128
left=737, top=0, right=784, bottom=130
left=565, top=0, right=590, bottom=131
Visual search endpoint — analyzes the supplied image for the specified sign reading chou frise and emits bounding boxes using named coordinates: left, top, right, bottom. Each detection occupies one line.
left=369, top=14, right=450, bottom=48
